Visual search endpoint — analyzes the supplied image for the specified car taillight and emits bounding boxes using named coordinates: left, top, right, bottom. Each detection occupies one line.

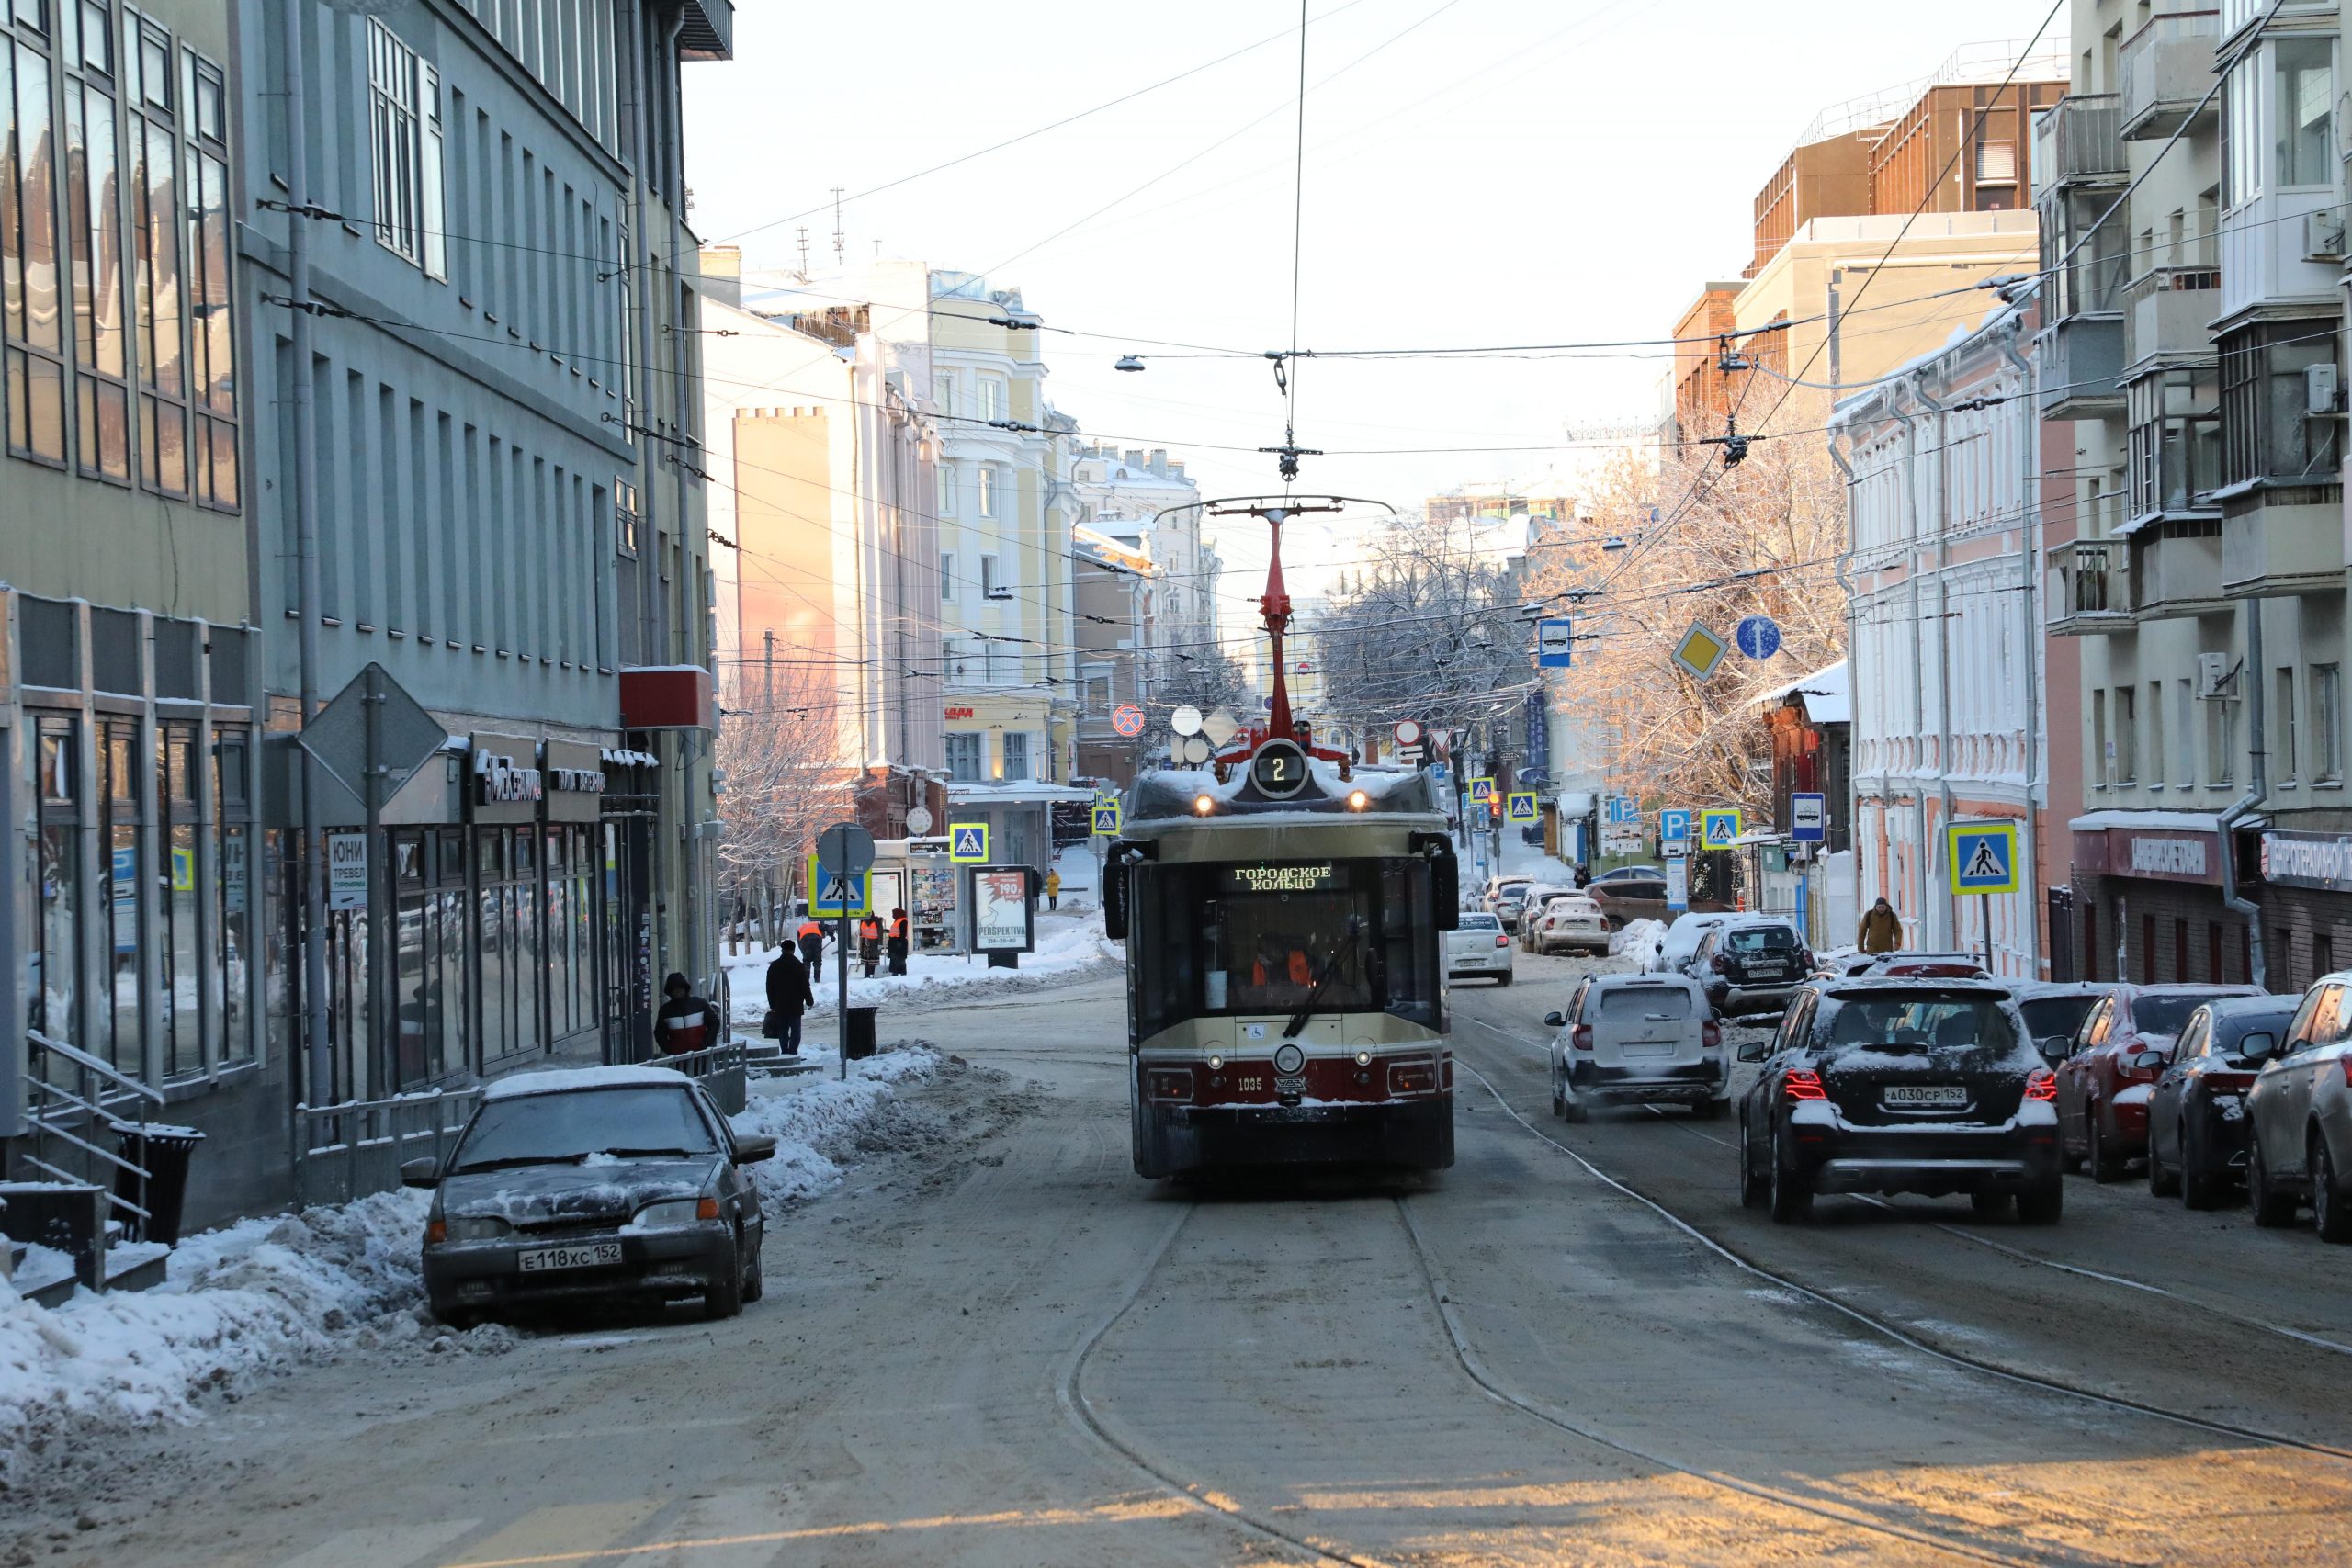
left=1712, top=953, right=1732, bottom=973
left=2024, top=1069, right=2057, bottom=1102
left=1782, top=1069, right=1826, bottom=1102
left=1145, top=1066, right=1193, bottom=1103
left=1571, top=1024, right=1594, bottom=1052
left=1496, top=934, right=1510, bottom=948
left=2204, top=1071, right=2254, bottom=1094
left=1702, top=1020, right=1721, bottom=1048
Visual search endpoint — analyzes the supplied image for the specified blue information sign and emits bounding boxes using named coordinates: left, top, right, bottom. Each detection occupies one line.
left=1736, top=615, right=1782, bottom=660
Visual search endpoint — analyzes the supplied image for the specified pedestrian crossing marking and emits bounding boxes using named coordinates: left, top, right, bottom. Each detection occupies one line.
left=438, top=1503, right=662, bottom=1568
left=949, top=823, right=989, bottom=863
left=268, top=1520, right=481, bottom=1568
left=1701, top=808, right=1740, bottom=847
left=1948, top=822, right=2019, bottom=893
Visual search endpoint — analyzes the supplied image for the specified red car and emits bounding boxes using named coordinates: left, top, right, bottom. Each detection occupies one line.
left=2053, top=984, right=2264, bottom=1181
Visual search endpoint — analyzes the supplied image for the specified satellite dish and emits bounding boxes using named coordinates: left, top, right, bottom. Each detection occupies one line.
left=1170, top=705, right=1204, bottom=737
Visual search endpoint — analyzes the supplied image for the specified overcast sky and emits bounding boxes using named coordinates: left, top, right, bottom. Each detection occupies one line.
left=682, top=0, right=2065, bottom=629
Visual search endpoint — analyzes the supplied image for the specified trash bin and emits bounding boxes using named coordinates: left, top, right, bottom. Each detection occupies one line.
left=109, top=1121, right=206, bottom=1246
left=844, top=1006, right=879, bottom=1060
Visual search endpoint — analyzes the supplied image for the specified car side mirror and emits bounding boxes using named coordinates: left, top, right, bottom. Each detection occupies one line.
left=1737, top=1041, right=1771, bottom=1064
left=2038, top=1038, right=2068, bottom=1065
left=1543, top=1010, right=1566, bottom=1029
left=733, top=1133, right=777, bottom=1165
left=399, top=1156, right=441, bottom=1189
left=2236, top=1032, right=2278, bottom=1065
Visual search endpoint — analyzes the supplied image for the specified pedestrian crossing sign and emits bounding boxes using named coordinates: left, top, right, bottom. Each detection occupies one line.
left=805, top=856, right=873, bottom=918
left=1701, top=808, right=1741, bottom=848
left=1948, top=822, right=2019, bottom=893
left=1469, top=777, right=1495, bottom=804
left=950, top=823, right=989, bottom=863
left=1506, top=790, right=1539, bottom=824
left=1091, top=802, right=1122, bottom=835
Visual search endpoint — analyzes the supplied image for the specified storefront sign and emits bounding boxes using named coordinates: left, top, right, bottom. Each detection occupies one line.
left=2072, top=824, right=2222, bottom=886
left=1224, top=863, right=1339, bottom=895
left=474, top=749, right=544, bottom=804
left=971, top=866, right=1035, bottom=953
left=329, top=832, right=368, bottom=910
left=2129, top=837, right=2207, bottom=879
left=544, top=739, right=606, bottom=824
left=944, top=705, right=976, bottom=721
left=2260, top=830, right=2352, bottom=892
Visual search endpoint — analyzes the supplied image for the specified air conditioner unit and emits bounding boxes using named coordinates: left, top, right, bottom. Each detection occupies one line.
left=2308, top=361, right=2341, bottom=416
left=2196, top=651, right=2238, bottom=700
left=2306, top=208, right=2346, bottom=260
left=984, top=586, right=1013, bottom=601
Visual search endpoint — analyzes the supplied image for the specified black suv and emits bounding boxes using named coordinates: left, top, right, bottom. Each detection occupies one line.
left=1736, top=978, right=2063, bottom=1224
left=1695, top=918, right=1812, bottom=1018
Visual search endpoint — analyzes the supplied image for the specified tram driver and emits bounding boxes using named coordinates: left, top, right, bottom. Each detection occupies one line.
left=1239, top=936, right=1317, bottom=1009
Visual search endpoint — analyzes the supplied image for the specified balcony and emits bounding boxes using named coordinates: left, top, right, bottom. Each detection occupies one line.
left=2119, top=13, right=2221, bottom=141
left=2123, top=266, right=2220, bottom=374
left=2039, top=314, right=2126, bottom=416
left=2032, top=95, right=2125, bottom=197
left=2222, top=492, right=2347, bottom=597
left=2046, top=541, right=2136, bottom=636
left=2127, top=519, right=2231, bottom=616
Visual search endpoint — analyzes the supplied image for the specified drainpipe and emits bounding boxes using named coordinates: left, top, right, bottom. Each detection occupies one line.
left=2218, top=602, right=2268, bottom=986
left=1891, top=391, right=1933, bottom=946
left=280, top=0, right=331, bottom=1107
left=1828, top=429, right=1860, bottom=939
left=1996, top=318, right=2043, bottom=978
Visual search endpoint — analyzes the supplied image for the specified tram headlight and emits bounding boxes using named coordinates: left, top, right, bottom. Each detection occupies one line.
left=1193, top=794, right=1216, bottom=815
left=1347, top=790, right=1369, bottom=811
left=1354, top=1050, right=1372, bottom=1066
left=1206, top=1055, right=1223, bottom=1071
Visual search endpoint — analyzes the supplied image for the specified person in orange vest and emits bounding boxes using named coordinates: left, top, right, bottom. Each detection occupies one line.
left=796, top=916, right=825, bottom=969
left=1250, top=940, right=1314, bottom=996
left=887, top=908, right=910, bottom=975
left=858, top=914, right=883, bottom=978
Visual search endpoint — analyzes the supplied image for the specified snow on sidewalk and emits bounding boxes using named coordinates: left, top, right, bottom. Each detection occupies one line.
left=722, top=916, right=1122, bottom=1024
left=0, top=1048, right=938, bottom=1483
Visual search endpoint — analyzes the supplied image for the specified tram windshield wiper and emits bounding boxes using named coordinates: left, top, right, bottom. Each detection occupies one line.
left=1283, top=916, right=1363, bottom=1039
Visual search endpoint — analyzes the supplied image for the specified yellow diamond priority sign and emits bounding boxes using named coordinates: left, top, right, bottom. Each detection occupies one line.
left=1672, top=622, right=1728, bottom=681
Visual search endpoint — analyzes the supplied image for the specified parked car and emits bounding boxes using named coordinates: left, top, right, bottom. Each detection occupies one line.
left=1544, top=972, right=1723, bottom=1120
left=1476, top=874, right=1532, bottom=917
left=1588, top=864, right=1665, bottom=886
left=1584, top=872, right=1669, bottom=929
left=407, top=1066, right=773, bottom=1326
left=1735, top=978, right=2063, bottom=1224
left=1516, top=885, right=1577, bottom=949
left=1649, top=911, right=1737, bottom=975
left=1527, top=894, right=1611, bottom=956
left=2007, top=980, right=2117, bottom=1063
left=1694, top=918, right=1814, bottom=1018
left=2246, top=971, right=2352, bottom=1240
left=2053, top=984, right=2263, bottom=1182
left=2146, top=996, right=2300, bottom=1209
left=1446, top=911, right=1514, bottom=985
left=1870, top=951, right=1993, bottom=979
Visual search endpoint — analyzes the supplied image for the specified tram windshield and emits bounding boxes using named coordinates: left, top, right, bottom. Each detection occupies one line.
left=1129, top=858, right=1441, bottom=1038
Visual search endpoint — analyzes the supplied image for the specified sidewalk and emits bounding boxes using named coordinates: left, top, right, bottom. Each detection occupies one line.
left=720, top=909, right=1122, bottom=1028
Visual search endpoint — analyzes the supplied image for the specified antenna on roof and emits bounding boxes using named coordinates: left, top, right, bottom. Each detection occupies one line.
left=831, top=187, right=845, bottom=265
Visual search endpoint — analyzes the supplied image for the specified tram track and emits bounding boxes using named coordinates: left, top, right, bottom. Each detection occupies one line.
left=1449, top=1039, right=2352, bottom=1467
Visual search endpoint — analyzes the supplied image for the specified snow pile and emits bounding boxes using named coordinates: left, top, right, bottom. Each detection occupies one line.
left=728, top=1046, right=938, bottom=1207
left=723, top=919, right=1122, bottom=1023
left=1611, top=918, right=1668, bottom=961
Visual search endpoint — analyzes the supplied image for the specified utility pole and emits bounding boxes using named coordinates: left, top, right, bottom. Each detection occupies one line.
left=763, top=627, right=775, bottom=711
left=279, top=0, right=331, bottom=1108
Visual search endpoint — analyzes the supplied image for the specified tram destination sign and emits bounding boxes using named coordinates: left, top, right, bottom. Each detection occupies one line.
left=1225, top=863, right=1339, bottom=895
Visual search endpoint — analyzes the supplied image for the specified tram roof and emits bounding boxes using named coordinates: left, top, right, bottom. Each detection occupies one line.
left=1125, top=758, right=1446, bottom=834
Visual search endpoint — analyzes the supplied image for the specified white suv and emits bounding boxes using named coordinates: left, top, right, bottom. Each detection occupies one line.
left=1447, top=911, right=1515, bottom=985
left=1544, top=972, right=1724, bottom=1120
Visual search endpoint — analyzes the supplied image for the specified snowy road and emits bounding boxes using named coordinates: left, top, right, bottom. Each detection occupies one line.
left=20, top=955, right=2352, bottom=1567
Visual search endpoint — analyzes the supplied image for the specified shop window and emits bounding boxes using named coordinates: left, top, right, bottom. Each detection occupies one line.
left=156, top=719, right=198, bottom=1075
left=392, top=826, right=469, bottom=1089
left=98, top=717, right=141, bottom=1073
left=477, top=823, right=543, bottom=1068
left=213, top=728, right=250, bottom=1063
left=31, top=716, right=82, bottom=1048
left=545, top=824, right=596, bottom=1043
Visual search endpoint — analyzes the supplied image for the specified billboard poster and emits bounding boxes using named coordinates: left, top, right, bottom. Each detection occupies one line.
left=971, top=866, right=1035, bottom=953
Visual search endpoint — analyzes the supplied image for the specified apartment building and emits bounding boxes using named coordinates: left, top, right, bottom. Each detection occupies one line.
left=2041, top=0, right=2350, bottom=991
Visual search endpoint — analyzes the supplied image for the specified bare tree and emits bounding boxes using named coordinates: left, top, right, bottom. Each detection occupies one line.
left=716, top=660, right=853, bottom=913
left=1149, top=645, right=1252, bottom=718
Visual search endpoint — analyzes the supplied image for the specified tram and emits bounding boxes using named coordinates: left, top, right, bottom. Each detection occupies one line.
left=1102, top=497, right=1460, bottom=1179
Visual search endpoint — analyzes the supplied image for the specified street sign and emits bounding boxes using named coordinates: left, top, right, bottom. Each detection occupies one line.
left=1394, top=719, right=1423, bottom=747
left=1659, top=807, right=1692, bottom=851
left=328, top=832, right=368, bottom=910
left=1791, top=792, right=1826, bottom=843
left=1664, top=856, right=1689, bottom=913
left=1111, top=703, right=1146, bottom=738
left=1468, top=776, right=1495, bottom=805
left=1607, top=795, right=1640, bottom=826
left=1179, top=736, right=1213, bottom=765
left=1671, top=622, right=1728, bottom=681
left=1171, top=705, right=1204, bottom=737
left=300, top=662, right=447, bottom=810
left=905, top=805, right=933, bottom=836
left=816, top=822, right=876, bottom=875
left=805, top=857, right=874, bottom=918
left=1506, top=790, right=1539, bottom=823
left=1091, top=802, right=1122, bottom=835
left=1736, top=615, right=1783, bottom=660
left=949, top=823, right=989, bottom=863
left=1949, top=822, right=2020, bottom=893
left=1701, top=808, right=1741, bottom=849
left=1201, top=708, right=1240, bottom=747
left=1535, top=618, right=1575, bottom=669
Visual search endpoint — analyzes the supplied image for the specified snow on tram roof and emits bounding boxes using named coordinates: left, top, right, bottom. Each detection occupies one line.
left=1125, top=755, right=1443, bottom=825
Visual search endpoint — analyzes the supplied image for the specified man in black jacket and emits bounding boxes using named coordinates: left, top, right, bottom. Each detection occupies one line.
left=653, top=972, right=723, bottom=1056
left=765, top=946, right=814, bottom=1055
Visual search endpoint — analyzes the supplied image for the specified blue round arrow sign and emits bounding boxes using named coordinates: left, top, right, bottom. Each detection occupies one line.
left=1736, top=615, right=1781, bottom=660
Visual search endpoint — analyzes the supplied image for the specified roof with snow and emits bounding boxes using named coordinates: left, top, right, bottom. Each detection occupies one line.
left=1752, top=660, right=1850, bottom=727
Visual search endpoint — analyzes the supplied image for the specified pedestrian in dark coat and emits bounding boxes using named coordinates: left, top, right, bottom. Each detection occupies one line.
left=887, top=908, right=910, bottom=976
left=858, top=915, right=882, bottom=978
left=653, top=972, right=723, bottom=1056
left=764, top=947, right=814, bottom=1055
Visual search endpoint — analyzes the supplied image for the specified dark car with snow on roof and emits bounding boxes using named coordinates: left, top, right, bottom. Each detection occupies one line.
left=1735, top=978, right=2064, bottom=1224
left=404, top=1066, right=772, bottom=1326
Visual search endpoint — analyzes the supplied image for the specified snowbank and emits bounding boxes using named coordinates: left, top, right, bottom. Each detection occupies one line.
left=723, top=919, right=1122, bottom=1023
left=0, top=1049, right=942, bottom=1483
left=1611, top=918, right=1668, bottom=963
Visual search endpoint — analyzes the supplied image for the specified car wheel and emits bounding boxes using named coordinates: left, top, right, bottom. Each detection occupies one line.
left=1738, top=1111, right=1768, bottom=1208
left=1560, top=1092, right=1588, bottom=1123
left=2180, top=1116, right=2223, bottom=1211
left=1694, top=1095, right=1729, bottom=1122
left=2016, top=1180, right=2063, bottom=1225
left=741, top=1227, right=766, bottom=1303
left=2087, top=1107, right=2123, bottom=1184
left=429, top=1299, right=481, bottom=1332
left=2249, top=1134, right=2298, bottom=1228
left=1495, top=973, right=1511, bottom=987
left=1550, top=1072, right=1566, bottom=1119
left=704, top=1234, right=746, bottom=1320
left=2314, top=1134, right=2352, bottom=1245
left=1970, top=1190, right=2011, bottom=1218
left=2147, top=1128, right=2179, bottom=1198
left=1768, top=1123, right=1811, bottom=1224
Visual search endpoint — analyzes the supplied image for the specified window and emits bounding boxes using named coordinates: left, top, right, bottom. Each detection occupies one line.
left=368, top=19, right=445, bottom=277
left=979, top=553, right=1001, bottom=597
left=3, top=27, right=69, bottom=461
left=2126, top=367, right=2220, bottom=516
left=2115, top=685, right=2137, bottom=784
left=2220, top=321, right=2340, bottom=487
left=31, top=716, right=81, bottom=1047
left=944, top=732, right=981, bottom=783
left=2223, top=53, right=2259, bottom=205
left=977, top=465, right=998, bottom=519
left=934, top=460, right=955, bottom=516
left=213, top=727, right=250, bottom=1063
left=2274, top=38, right=2333, bottom=187
left=933, top=372, right=953, bottom=416
left=938, top=552, right=955, bottom=601
left=2210, top=690, right=2237, bottom=785
left=1001, top=730, right=1031, bottom=781
left=2177, top=679, right=2197, bottom=786
left=1976, top=139, right=2016, bottom=183
left=2278, top=666, right=2301, bottom=784
left=2316, top=663, right=2342, bottom=782
left=2093, top=688, right=2111, bottom=787
left=614, top=477, right=639, bottom=555
left=2148, top=682, right=2165, bottom=787
left=976, top=377, right=1002, bottom=422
